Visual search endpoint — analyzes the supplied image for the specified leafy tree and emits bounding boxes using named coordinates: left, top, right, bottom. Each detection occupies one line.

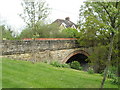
left=0, top=25, right=14, bottom=40
left=62, top=28, right=79, bottom=38
left=19, top=0, right=50, bottom=28
left=19, top=28, right=34, bottom=38
left=70, top=61, right=81, bottom=70
left=78, top=1, right=119, bottom=88
left=19, top=22, right=79, bottom=38
left=88, top=44, right=109, bottom=73
left=35, top=23, right=60, bottom=38
left=19, top=22, right=60, bottom=38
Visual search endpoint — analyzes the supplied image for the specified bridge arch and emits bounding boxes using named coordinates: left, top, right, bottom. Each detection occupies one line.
left=63, top=50, right=90, bottom=70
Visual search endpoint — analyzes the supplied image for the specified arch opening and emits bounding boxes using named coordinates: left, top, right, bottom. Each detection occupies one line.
left=66, top=53, right=89, bottom=71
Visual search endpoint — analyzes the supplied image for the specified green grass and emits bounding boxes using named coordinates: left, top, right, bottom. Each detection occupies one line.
left=2, top=58, right=118, bottom=88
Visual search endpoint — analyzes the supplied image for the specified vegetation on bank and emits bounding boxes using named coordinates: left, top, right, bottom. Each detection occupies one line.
left=2, top=58, right=118, bottom=88
left=50, top=60, right=119, bottom=86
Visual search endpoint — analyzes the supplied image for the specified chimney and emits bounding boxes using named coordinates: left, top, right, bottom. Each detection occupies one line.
left=65, top=17, right=70, bottom=21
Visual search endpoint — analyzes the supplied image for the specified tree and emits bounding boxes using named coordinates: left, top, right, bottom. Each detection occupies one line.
left=19, top=27, right=34, bottom=38
left=19, top=0, right=50, bottom=28
left=78, top=1, right=119, bottom=88
left=19, top=22, right=61, bottom=38
left=62, top=28, right=79, bottom=38
left=0, top=25, right=14, bottom=40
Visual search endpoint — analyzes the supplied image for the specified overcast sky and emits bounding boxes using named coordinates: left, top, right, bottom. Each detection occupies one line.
left=0, top=0, right=85, bottom=33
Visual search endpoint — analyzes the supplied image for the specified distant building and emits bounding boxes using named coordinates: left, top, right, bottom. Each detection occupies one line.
left=52, top=17, right=78, bottom=30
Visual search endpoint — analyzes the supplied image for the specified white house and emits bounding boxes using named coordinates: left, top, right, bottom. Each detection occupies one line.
left=52, top=17, right=79, bottom=31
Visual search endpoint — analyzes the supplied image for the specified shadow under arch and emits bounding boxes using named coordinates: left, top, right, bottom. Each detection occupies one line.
left=63, top=50, right=90, bottom=71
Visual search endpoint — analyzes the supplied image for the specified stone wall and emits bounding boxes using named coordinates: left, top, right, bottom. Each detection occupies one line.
left=1, top=39, right=91, bottom=63
left=2, top=39, right=80, bottom=55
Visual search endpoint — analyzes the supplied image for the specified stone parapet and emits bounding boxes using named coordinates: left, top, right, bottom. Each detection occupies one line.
left=2, top=39, right=80, bottom=55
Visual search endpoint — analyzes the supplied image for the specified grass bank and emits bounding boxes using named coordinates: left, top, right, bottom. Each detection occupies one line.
left=2, top=58, right=118, bottom=88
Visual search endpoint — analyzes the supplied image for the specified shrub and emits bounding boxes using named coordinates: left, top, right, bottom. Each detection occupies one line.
left=43, top=60, right=48, bottom=64
left=108, top=66, right=119, bottom=85
left=101, top=66, right=118, bottom=78
left=61, top=64, right=70, bottom=68
left=78, top=66, right=83, bottom=70
left=107, top=70, right=116, bottom=79
left=50, top=61, right=62, bottom=67
left=109, top=66, right=118, bottom=76
left=111, top=77, right=120, bottom=85
left=88, top=67, right=94, bottom=74
left=101, top=66, right=119, bottom=85
left=50, top=61, right=70, bottom=68
left=70, top=61, right=81, bottom=70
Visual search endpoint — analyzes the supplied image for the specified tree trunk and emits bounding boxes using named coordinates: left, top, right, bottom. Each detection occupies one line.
left=100, top=34, right=115, bottom=88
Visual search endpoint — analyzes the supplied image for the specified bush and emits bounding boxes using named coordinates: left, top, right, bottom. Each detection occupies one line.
left=78, top=66, right=83, bottom=70
left=50, top=61, right=62, bottom=67
left=88, top=67, right=94, bottom=74
left=111, top=77, right=120, bottom=85
left=107, top=70, right=116, bottom=79
left=101, top=66, right=119, bottom=85
left=50, top=61, right=70, bottom=68
left=61, top=64, right=70, bottom=68
left=101, top=66, right=118, bottom=78
left=43, top=60, right=48, bottom=64
left=70, top=61, right=81, bottom=70
left=108, top=66, right=119, bottom=85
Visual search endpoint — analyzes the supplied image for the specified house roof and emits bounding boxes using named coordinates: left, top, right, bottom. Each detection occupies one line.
left=52, top=17, right=77, bottom=28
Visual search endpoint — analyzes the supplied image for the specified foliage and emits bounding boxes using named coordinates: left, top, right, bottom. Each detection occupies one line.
left=19, top=22, right=79, bottom=38
left=61, top=63, right=70, bottom=68
left=19, top=28, right=34, bottom=38
left=70, top=61, right=82, bottom=70
left=87, top=67, right=94, bottom=74
left=78, top=1, right=119, bottom=87
left=50, top=61, right=70, bottom=68
left=107, top=66, right=119, bottom=85
left=0, top=25, right=15, bottom=40
left=62, top=28, right=79, bottom=38
left=19, top=22, right=57, bottom=38
left=88, top=45, right=108, bottom=73
left=50, top=61, right=62, bottom=67
left=78, top=1, right=119, bottom=47
left=101, top=66, right=119, bottom=85
left=107, top=66, right=118, bottom=78
left=111, top=77, right=120, bottom=85
left=107, top=70, right=116, bottom=79
left=78, top=0, right=119, bottom=71
left=2, top=58, right=117, bottom=88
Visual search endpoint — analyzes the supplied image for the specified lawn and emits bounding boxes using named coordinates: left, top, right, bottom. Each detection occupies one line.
left=2, top=58, right=118, bottom=88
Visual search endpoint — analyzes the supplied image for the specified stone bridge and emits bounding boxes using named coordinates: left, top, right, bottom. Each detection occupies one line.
left=1, top=38, right=93, bottom=68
